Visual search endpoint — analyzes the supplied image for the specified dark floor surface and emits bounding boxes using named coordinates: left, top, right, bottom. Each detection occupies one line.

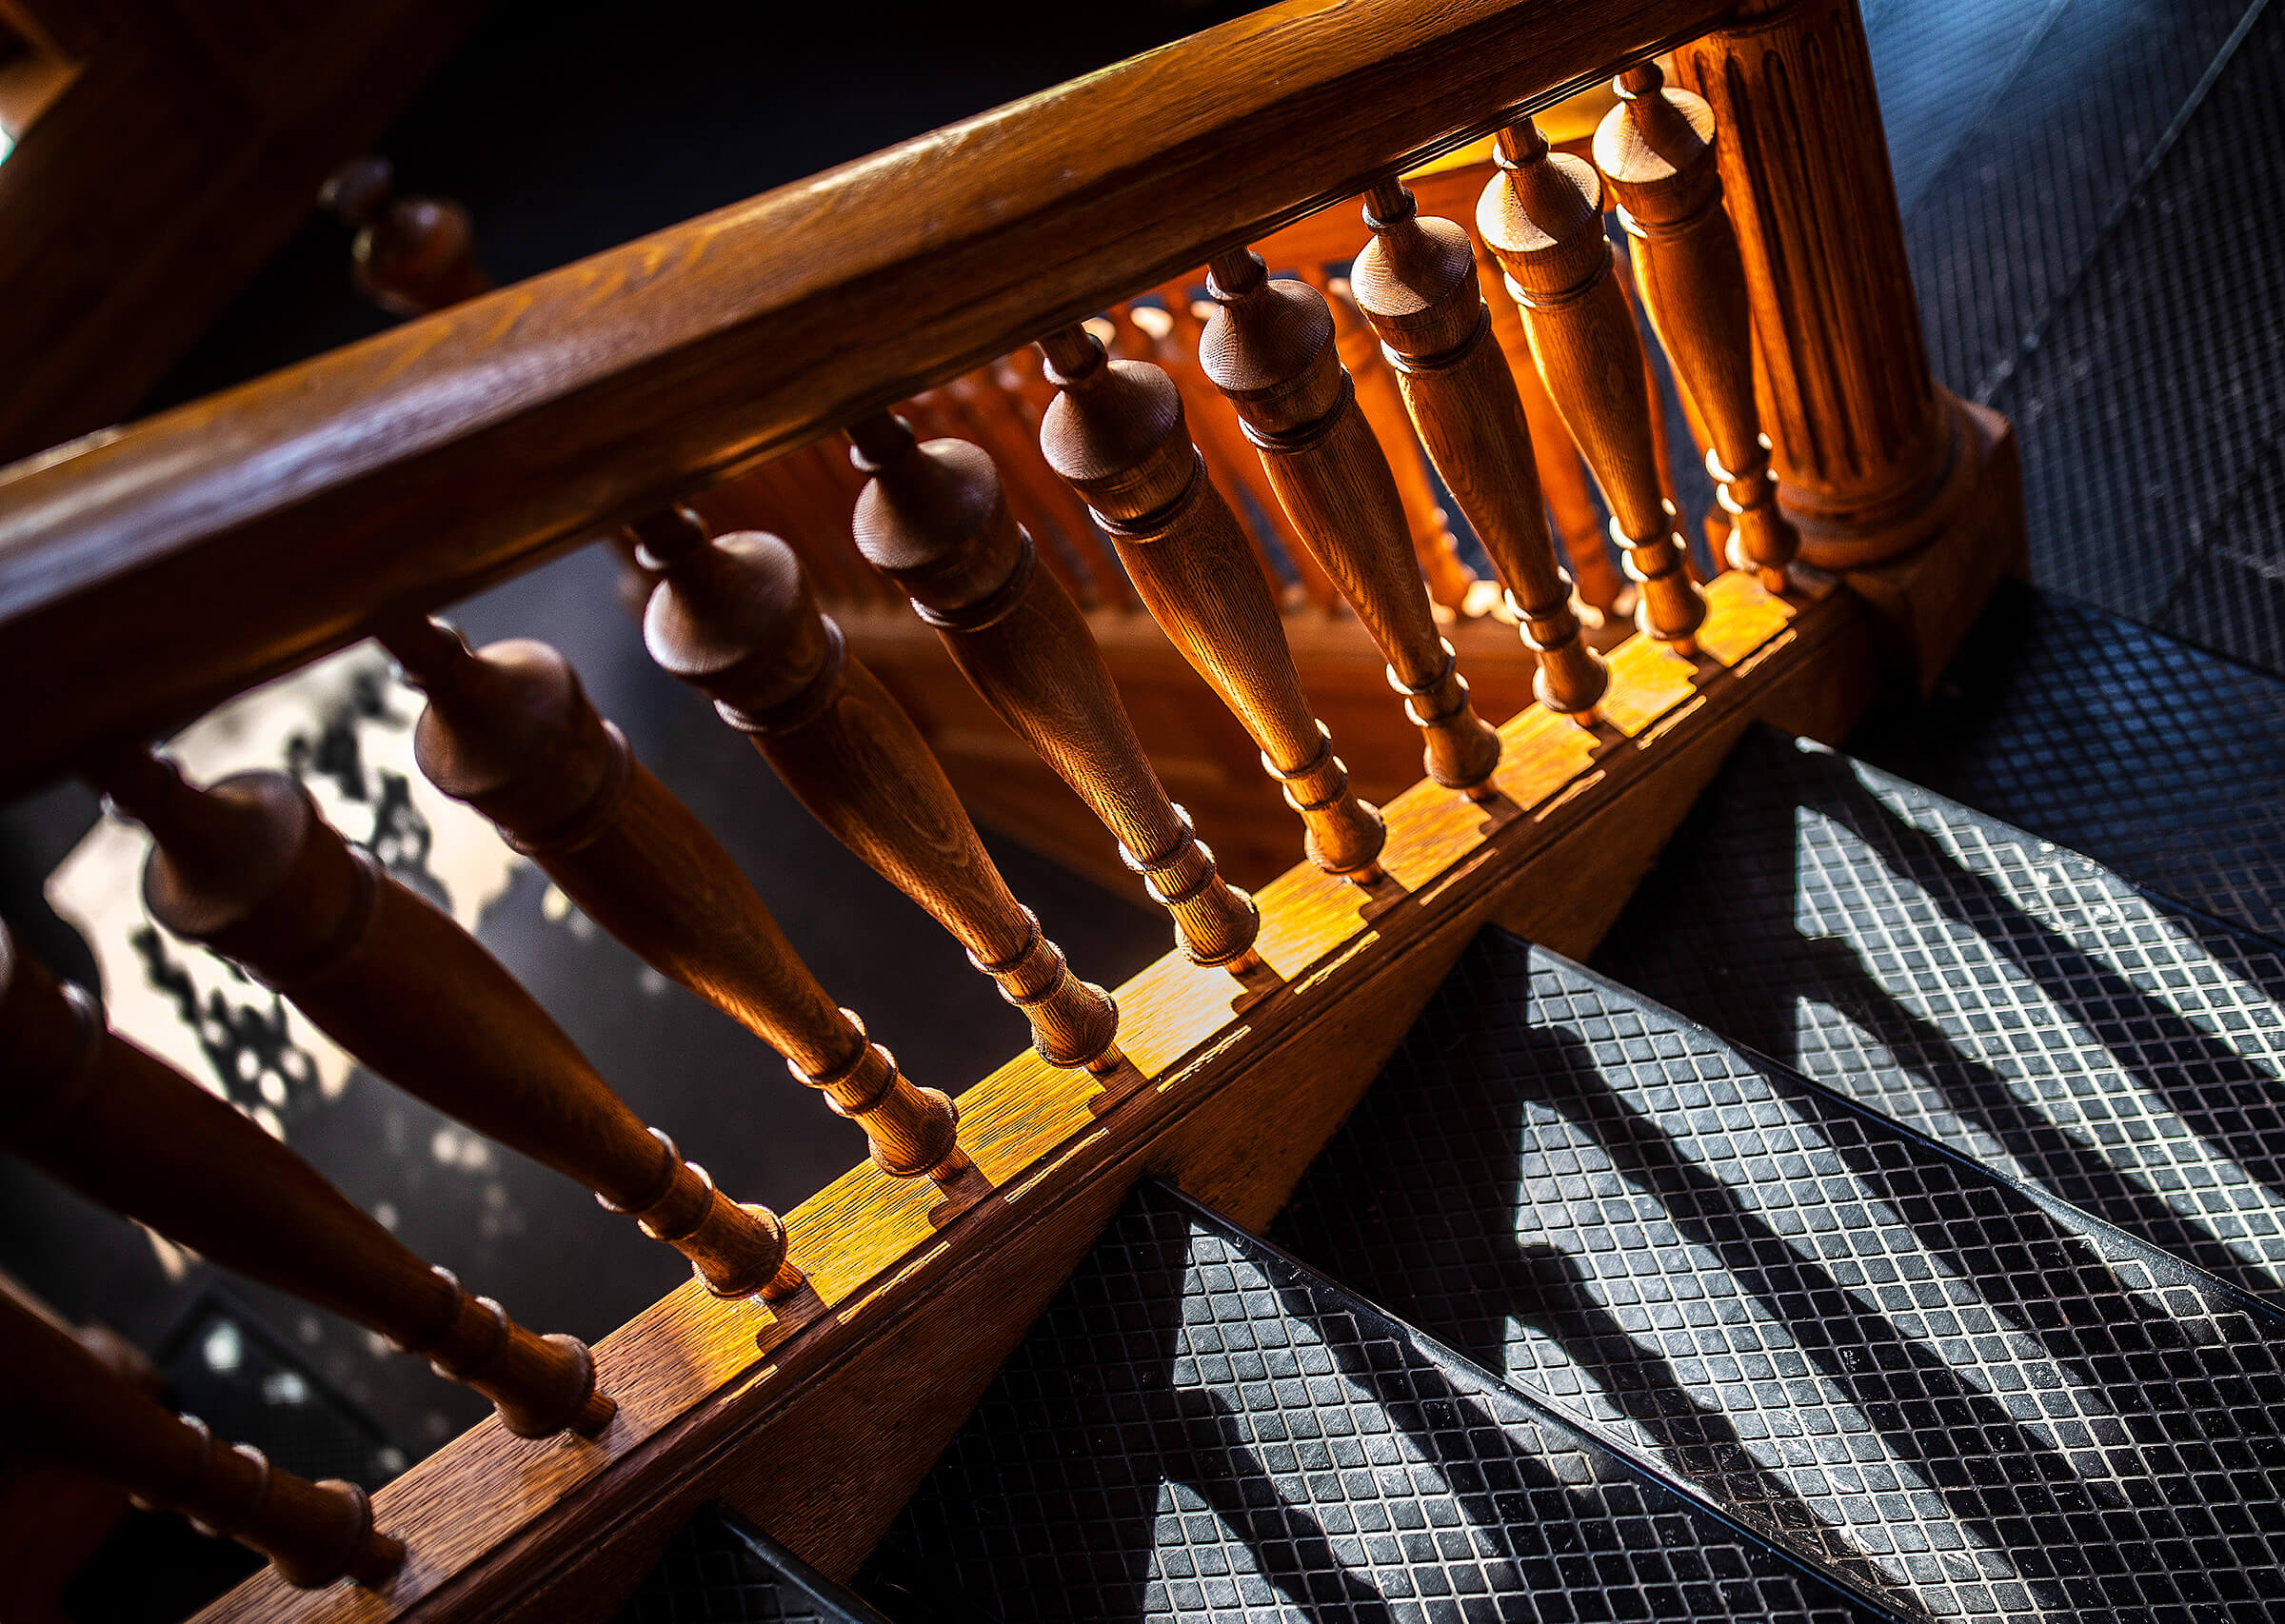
left=6, top=0, right=2283, bottom=1572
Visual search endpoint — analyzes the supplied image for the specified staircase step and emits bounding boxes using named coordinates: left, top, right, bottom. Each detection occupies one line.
left=1596, top=725, right=2285, bottom=1304
left=618, top=1504, right=890, bottom=1624
left=1847, top=580, right=2285, bottom=940
left=1271, top=932, right=2285, bottom=1622
left=864, top=1182, right=1891, bottom=1623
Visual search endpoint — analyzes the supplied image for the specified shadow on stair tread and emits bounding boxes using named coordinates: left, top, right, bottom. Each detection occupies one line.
left=864, top=1181, right=1893, bottom=1624
left=617, top=1503, right=890, bottom=1624
left=1271, top=931, right=2285, bottom=1623
left=1596, top=724, right=2285, bottom=1307
left=1846, top=579, right=2285, bottom=941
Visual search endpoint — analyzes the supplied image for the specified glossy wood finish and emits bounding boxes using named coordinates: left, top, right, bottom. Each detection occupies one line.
left=0, top=0, right=1725, bottom=800
left=1594, top=63, right=1798, bottom=589
left=1035, top=325, right=1388, bottom=883
left=1479, top=121, right=1708, bottom=650
left=1199, top=247, right=1502, bottom=795
left=846, top=413, right=1262, bottom=972
left=0, top=1287, right=404, bottom=1589
left=319, top=157, right=492, bottom=317
left=1350, top=178, right=1610, bottom=721
left=383, top=617, right=969, bottom=1185
left=638, top=510, right=1123, bottom=1075
left=0, top=925, right=614, bottom=1437
left=1673, top=0, right=1976, bottom=568
left=90, top=749, right=804, bottom=1301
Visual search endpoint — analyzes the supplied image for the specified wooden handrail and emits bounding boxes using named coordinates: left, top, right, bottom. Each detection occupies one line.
left=0, top=0, right=1720, bottom=799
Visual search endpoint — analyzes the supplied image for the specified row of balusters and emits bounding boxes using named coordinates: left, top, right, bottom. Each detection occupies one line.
left=0, top=76, right=1798, bottom=1590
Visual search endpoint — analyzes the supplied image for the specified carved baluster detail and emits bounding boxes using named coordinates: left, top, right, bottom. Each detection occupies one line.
left=1479, top=120, right=1708, bottom=651
left=381, top=617, right=970, bottom=1185
left=1035, top=327, right=1388, bottom=884
left=1319, top=275, right=1479, bottom=616
left=318, top=156, right=490, bottom=317
left=1351, top=178, right=1610, bottom=723
left=1477, top=237, right=1627, bottom=617
left=0, top=1288, right=404, bottom=1588
left=1199, top=247, right=1502, bottom=795
left=89, top=749, right=804, bottom=1301
left=0, top=926, right=616, bottom=1436
left=847, top=413, right=1263, bottom=972
left=638, top=509, right=1123, bottom=1075
left=1597, top=60, right=1798, bottom=588
left=1673, top=0, right=1974, bottom=568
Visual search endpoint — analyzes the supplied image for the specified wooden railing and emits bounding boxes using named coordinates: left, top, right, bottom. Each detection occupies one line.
left=0, top=0, right=2024, bottom=1618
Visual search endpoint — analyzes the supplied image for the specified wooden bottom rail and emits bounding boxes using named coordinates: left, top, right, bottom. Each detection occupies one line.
left=196, top=406, right=2017, bottom=1624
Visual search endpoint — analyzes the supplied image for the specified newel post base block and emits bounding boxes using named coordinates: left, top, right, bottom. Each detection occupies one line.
left=1830, top=398, right=2023, bottom=697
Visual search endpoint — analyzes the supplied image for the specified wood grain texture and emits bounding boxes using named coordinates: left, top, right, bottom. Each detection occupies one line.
left=386, top=617, right=967, bottom=1185
left=1201, top=248, right=1503, bottom=794
left=640, top=518, right=1122, bottom=1073
left=1349, top=181, right=1609, bottom=720
left=1594, top=63, right=1798, bottom=588
left=91, top=750, right=802, bottom=1302
left=1, top=1286, right=404, bottom=1590
left=1035, top=327, right=1388, bottom=882
left=0, top=925, right=613, bottom=1438
left=848, top=412, right=1260, bottom=971
left=190, top=564, right=1926, bottom=1624
left=1479, top=121, right=1708, bottom=650
left=0, top=0, right=1726, bottom=799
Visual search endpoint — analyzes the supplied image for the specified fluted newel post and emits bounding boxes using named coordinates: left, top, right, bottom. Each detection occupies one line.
left=0, top=1289, right=403, bottom=1588
left=1035, top=326, right=1388, bottom=884
left=1595, top=62, right=1799, bottom=590
left=89, top=749, right=805, bottom=1301
left=381, top=619, right=970, bottom=1186
left=1200, top=247, right=1502, bottom=795
left=638, top=511, right=1124, bottom=1075
left=0, top=927, right=615, bottom=1436
left=1480, top=121, right=1709, bottom=652
left=1351, top=178, right=1611, bottom=723
left=845, top=413, right=1264, bottom=973
left=1672, top=2, right=1974, bottom=567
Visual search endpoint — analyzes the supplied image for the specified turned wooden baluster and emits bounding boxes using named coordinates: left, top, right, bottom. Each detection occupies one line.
left=381, top=618, right=970, bottom=1185
left=89, top=748, right=805, bottom=1300
left=638, top=509, right=1123, bottom=1074
left=1036, top=325, right=1387, bottom=883
left=1199, top=246, right=1502, bottom=795
left=846, top=412, right=1263, bottom=972
left=1351, top=177, right=1611, bottom=723
left=1596, top=61, right=1798, bottom=589
left=1480, top=121, right=1708, bottom=651
left=1319, top=276, right=1480, bottom=616
left=0, top=926, right=616, bottom=1436
left=318, top=156, right=490, bottom=317
left=1476, top=237, right=1627, bottom=618
left=0, top=1288, right=403, bottom=1588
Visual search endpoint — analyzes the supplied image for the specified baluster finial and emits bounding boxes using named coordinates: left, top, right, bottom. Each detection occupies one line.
left=643, top=516, right=1124, bottom=1075
left=1480, top=117, right=1710, bottom=650
left=90, top=747, right=805, bottom=1300
left=847, top=410, right=1264, bottom=974
left=1198, top=247, right=1503, bottom=794
left=1350, top=174, right=1610, bottom=722
left=1036, top=323, right=1388, bottom=883
left=1596, top=59, right=1798, bottom=590
left=0, top=924, right=617, bottom=1436
left=383, top=614, right=971, bottom=1186
left=2, top=1290, right=404, bottom=1588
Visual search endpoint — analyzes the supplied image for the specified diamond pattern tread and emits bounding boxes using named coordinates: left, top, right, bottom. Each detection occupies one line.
left=1273, top=931, right=2285, bottom=1623
left=1846, top=580, right=2285, bottom=942
left=617, top=1504, right=890, bottom=1624
left=869, top=1182, right=1890, bottom=1624
left=1597, top=724, right=2285, bottom=1304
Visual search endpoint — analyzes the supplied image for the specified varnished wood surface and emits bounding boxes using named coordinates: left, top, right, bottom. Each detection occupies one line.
left=190, top=561, right=1908, bottom=1624
left=0, top=0, right=1727, bottom=799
